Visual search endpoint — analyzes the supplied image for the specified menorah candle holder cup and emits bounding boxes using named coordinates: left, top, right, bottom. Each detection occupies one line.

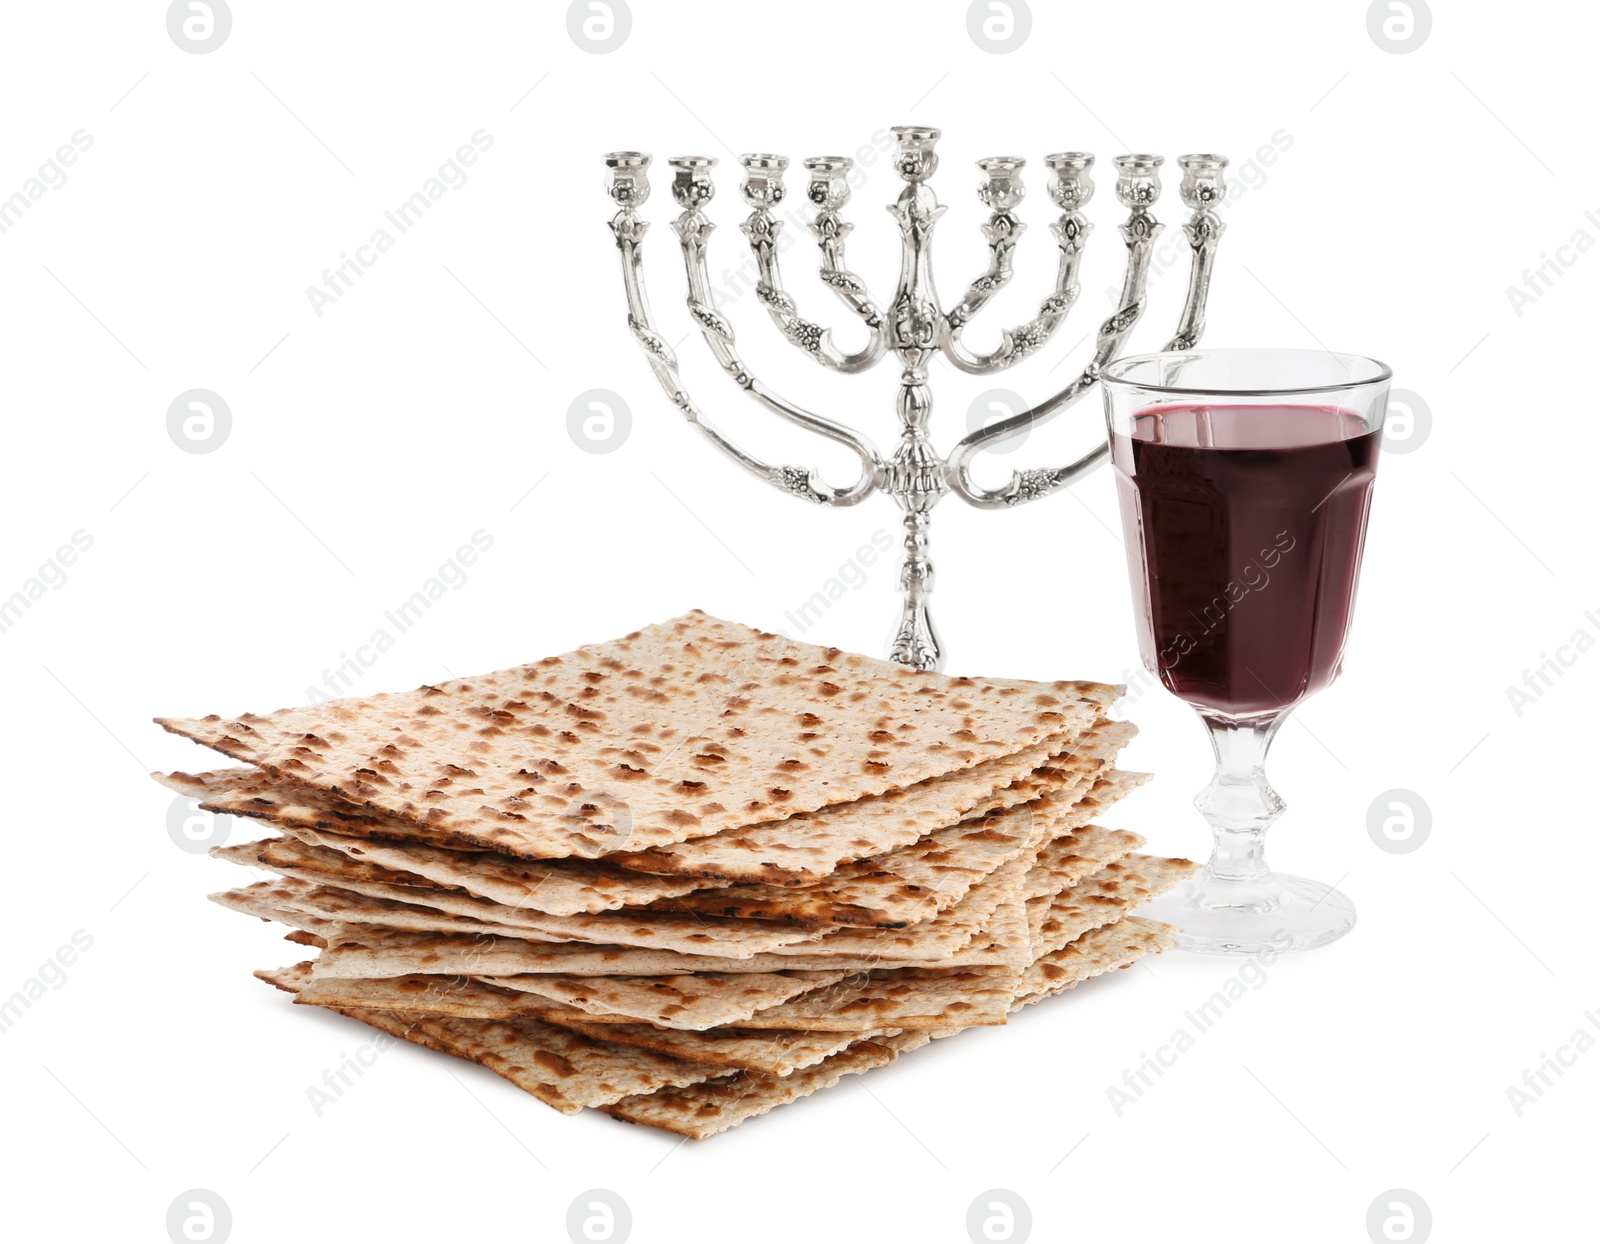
left=602, top=127, right=1231, bottom=670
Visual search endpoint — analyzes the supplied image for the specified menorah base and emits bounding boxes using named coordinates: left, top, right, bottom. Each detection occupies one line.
left=888, top=601, right=942, bottom=671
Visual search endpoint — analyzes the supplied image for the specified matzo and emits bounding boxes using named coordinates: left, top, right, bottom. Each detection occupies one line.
left=161, top=729, right=1088, bottom=895
left=225, top=876, right=833, bottom=957
left=1027, top=854, right=1198, bottom=956
left=610, top=717, right=1133, bottom=884
left=292, top=959, right=902, bottom=1074
left=301, top=843, right=1033, bottom=980
left=634, top=747, right=1131, bottom=928
left=596, top=919, right=1181, bottom=1138
left=599, top=1034, right=917, bottom=1139
left=166, top=768, right=715, bottom=914
left=157, top=611, right=1111, bottom=859
left=289, top=972, right=594, bottom=1021
left=549, top=1021, right=877, bottom=1075
left=156, top=768, right=493, bottom=854
left=260, top=961, right=725, bottom=1111
left=471, top=970, right=849, bottom=1030
left=723, top=963, right=1022, bottom=1031
left=376, top=1014, right=721, bottom=1113
left=1011, top=916, right=1179, bottom=1010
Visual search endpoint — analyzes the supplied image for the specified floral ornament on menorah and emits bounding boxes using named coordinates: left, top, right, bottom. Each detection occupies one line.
left=603, top=125, right=1229, bottom=670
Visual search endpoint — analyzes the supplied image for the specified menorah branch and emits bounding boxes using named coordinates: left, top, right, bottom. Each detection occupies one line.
left=939, top=153, right=1093, bottom=375
left=604, top=152, right=882, bottom=508
left=945, top=153, right=1231, bottom=510
left=737, top=154, right=889, bottom=373
left=944, top=154, right=1166, bottom=509
left=1163, top=155, right=1229, bottom=350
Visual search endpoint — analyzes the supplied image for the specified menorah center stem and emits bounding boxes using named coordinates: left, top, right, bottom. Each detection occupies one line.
left=886, top=364, right=946, bottom=518
left=898, top=509, right=934, bottom=586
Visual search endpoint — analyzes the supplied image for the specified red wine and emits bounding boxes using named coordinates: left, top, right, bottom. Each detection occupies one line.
left=1111, top=403, right=1380, bottom=719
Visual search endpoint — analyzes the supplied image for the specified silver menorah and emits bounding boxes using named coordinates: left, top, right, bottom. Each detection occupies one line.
left=603, top=125, right=1228, bottom=671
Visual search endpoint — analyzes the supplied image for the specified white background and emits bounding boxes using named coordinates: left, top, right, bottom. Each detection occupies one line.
left=1, top=1, right=1593, bottom=1241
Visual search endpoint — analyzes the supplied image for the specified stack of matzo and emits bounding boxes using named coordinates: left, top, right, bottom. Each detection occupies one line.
left=154, top=611, right=1193, bottom=1138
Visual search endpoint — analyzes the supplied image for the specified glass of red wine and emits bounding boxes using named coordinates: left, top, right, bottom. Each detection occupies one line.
left=1101, top=348, right=1392, bottom=954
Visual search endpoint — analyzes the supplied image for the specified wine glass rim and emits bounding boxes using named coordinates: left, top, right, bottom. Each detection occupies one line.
left=1102, top=348, right=1393, bottom=398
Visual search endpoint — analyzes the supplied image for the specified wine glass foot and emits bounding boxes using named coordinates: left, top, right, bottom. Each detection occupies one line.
left=1137, top=871, right=1356, bottom=956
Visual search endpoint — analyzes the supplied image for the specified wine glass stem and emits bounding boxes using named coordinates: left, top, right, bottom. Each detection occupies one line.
left=1196, top=714, right=1286, bottom=884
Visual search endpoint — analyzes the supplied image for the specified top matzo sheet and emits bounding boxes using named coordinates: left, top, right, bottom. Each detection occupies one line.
left=157, top=611, right=1114, bottom=859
